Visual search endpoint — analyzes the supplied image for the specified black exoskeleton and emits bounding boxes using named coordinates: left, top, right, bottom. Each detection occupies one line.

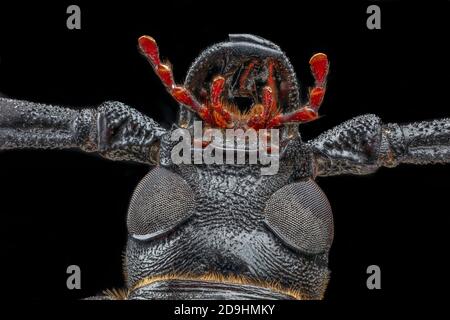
left=1, top=34, right=449, bottom=300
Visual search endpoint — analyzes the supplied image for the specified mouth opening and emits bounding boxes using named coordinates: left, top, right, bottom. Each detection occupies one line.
left=232, top=96, right=255, bottom=114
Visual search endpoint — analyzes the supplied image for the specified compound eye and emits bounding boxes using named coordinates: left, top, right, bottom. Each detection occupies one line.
left=127, top=167, right=195, bottom=240
left=263, top=180, right=334, bottom=255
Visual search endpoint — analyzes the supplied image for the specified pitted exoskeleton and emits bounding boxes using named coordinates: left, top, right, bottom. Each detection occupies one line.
left=1, top=34, right=449, bottom=300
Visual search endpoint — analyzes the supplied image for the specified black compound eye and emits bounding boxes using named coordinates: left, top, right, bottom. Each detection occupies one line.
left=127, top=167, right=195, bottom=240
left=263, top=180, right=334, bottom=255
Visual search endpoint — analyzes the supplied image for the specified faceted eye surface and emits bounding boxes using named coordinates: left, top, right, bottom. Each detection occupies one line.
left=263, top=180, right=334, bottom=254
left=127, top=167, right=195, bottom=240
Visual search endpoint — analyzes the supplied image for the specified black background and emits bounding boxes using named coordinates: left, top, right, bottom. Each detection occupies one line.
left=0, top=0, right=448, bottom=313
